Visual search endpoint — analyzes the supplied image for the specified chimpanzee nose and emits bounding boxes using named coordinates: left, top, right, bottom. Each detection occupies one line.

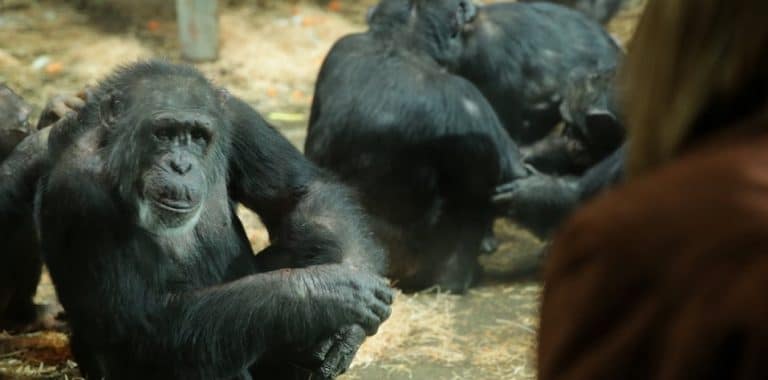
left=169, top=156, right=192, bottom=175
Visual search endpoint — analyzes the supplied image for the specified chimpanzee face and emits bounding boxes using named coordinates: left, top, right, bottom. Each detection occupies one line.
left=136, top=110, right=213, bottom=232
left=97, top=77, right=227, bottom=234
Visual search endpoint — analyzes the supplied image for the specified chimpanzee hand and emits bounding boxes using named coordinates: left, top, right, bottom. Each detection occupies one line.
left=296, top=324, right=367, bottom=379
left=289, top=265, right=393, bottom=337
left=492, top=174, right=581, bottom=237
left=37, top=87, right=93, bottom=129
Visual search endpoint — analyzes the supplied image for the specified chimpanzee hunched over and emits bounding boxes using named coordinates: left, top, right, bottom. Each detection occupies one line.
left=305, top=0, right=529, bottom=293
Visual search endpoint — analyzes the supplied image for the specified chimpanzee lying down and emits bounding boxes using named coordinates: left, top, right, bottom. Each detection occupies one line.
left=520, top=0, right=628, bottom=24
left=457, top=1, right=622, bottom=144
left=4, top=60, right=394, bottom=380
left=521, top=66, right=625, bottom=175
left=306, top=0, right=529, bottom=293
left=494, top=66, right=626, bottom=238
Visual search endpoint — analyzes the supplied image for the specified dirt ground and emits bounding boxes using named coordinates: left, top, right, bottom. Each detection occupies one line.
left=0, top=1, right=643, bottom=379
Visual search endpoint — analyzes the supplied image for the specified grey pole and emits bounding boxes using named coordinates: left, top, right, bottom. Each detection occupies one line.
left=176, top=0, right=219, bottom=62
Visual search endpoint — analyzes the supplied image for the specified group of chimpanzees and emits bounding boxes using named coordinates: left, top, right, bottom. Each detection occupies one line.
left=0, top=0, right=627, bottom=378
left=306, top=0, right=625, bottom=292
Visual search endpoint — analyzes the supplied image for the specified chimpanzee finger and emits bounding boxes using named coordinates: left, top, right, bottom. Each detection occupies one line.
left=309, top=337, right=335, bottom=364
left=375, top=286, right=394, bottom=304
left=355, top=308, right=382, bottom=336
left=491, top=190, right=516, bottom=204
left=315, top=325, right=365, bottom=379
left=63, top=95, right=86, bottom=111
left=52, top=97, right=75, bottom=119
left=494, top=181, right=520, bottom=195
left=77, top=86, right=96, bottom=102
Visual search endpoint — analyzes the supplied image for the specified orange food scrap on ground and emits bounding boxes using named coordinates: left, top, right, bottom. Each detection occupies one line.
left=301, top=16, right=325, bottom=27
left=266, top=86, right=278, bottom=98
left=291, top=90, right=305, bottom=102
left=146, top=20, right=161, bottom=32
left=328, top=0, right=342, bottom=12
left=44, top=62, right=63, bottom=75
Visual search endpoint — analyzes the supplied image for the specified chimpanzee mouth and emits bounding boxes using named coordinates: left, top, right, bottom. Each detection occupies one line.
left=152, top=198, right=198, bottom=214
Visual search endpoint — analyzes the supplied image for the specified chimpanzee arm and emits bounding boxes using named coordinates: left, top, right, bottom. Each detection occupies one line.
left=577, top=144, right=625, bottom=200
left=0, top=91, right=87, bottom=230
left=226, top=97, right=391, bottom=377
left=226, top=97, right=388, bottom=275
left=0, top=128, right=51, bottom=232
left=39, top=162, right=391, bottom=379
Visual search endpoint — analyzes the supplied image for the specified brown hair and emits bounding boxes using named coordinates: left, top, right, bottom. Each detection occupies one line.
left=622, top=0, right=768, bottom=176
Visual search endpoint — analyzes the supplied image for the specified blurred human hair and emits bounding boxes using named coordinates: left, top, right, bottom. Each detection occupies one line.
left=622, top=0, right=768, bottom=176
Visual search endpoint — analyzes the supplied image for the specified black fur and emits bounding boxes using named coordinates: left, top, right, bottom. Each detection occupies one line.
left=306, top=0, right=528, bottom=293
left=31, top=61, right=392, bottom=380
left=494, top=144, right=625, bottom=237
left=0, top=85, right=46, bottom=329
left=458, top=2, right=622, bottom=144
left=520, top=0, right=627, bottom=24
left=523, top=66, right=624, bottom=175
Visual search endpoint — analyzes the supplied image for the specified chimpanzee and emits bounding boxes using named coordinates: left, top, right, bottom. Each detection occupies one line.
left=0, top=84, right=38, bottom=331
left=522, top=66, right=624, bottom=175
left=494, top=144, right=626, bottom=238
left=520, top=0, right=628, bottom=24
left=457, top=1, right=622, bottom=144
left=306, top=0, right=529, bottom=293
left=26, top=61, right=393, bottom=380
left=0, top=85, right=77, bottom=331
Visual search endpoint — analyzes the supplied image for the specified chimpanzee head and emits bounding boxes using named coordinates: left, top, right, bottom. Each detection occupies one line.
left=368, top=0, right=478, bottom=68
left=0, top=84, right=33, bottom=160
left=87, top=61, right=231, bottom=233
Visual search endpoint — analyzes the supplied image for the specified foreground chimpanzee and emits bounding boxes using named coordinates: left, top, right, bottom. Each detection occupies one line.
left=29, top=61, right=393, bottom=379
left=306, top=0, right=529, bottom=293
left=522, top=67, right=624, bottom=175
left=494, top=144, right=625, bottom=237
left=457, top=2, right=622, bottom=144
left=520, top=0, right=628, bottom=24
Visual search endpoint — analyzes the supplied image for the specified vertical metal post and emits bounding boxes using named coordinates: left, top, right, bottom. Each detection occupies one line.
left=176, top=0, right=219, bottom=62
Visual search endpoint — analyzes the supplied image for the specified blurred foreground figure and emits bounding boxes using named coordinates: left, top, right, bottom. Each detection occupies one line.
left=539, top=0, right=768, bottom=379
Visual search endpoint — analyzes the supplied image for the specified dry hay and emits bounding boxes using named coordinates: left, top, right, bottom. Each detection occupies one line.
left=195, top=3, right=364, bottom=112
left=0, top=332, right=79, bottom=380
left=352, top=290, right=466, bottom=369
left=465, top=285, right=540, bottom=380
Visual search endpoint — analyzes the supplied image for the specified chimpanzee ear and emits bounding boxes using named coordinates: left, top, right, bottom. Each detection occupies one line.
left=99, top=90, right=123, bottom=129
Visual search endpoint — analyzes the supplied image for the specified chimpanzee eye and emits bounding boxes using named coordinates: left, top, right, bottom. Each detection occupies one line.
left=191, top=128, right=211, bottom=145
left=153, top=127, right=174, bottom=141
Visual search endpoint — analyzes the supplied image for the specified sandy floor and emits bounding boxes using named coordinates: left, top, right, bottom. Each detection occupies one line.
left=0, top=1, right=643, bottom=379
